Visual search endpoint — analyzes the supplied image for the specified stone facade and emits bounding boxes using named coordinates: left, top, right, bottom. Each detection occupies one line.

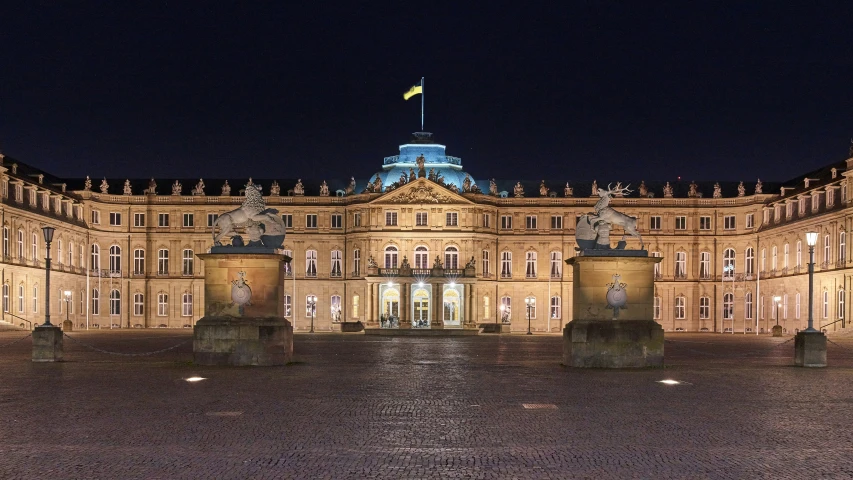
left=1, top=141, right=852, bottom=334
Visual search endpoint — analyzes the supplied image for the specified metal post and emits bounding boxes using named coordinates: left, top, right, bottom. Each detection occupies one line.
left=806, top=244, right=817, bottom=332
left=44, top=241, right=51, bottom=326
left=526, top=299, right=533, bottom=335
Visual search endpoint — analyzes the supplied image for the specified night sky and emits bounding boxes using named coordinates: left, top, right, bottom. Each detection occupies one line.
left=2, top=2, right=852, bottom=184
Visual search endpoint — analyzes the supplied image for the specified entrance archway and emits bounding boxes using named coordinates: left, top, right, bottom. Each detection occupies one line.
left=412, top=287, right=430, bottom=328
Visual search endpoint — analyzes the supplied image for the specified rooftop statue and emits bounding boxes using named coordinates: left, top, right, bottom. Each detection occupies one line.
left=416, top=155, right=426, bottom=178
left=663, top=182, right=673, bottom=197
left=192, top=179, right=205, bottom=196
left=123, top=179, right=132, bottom=195
left=269, top=180, right=280, bottom=196
left=221, top=180, right=231, bottom=196
left=320, top=180, right=329, bottom=196
left=591, top=180, right=598, bottom=196
left=737, top=181, right=745, bottom=197
left=372, top=174, right=383, bottom=192
left=212, top=179, right=286, bottom=248
left=84, top=176, right=92, bottom=192
left=638, top=181, right=648, bottom=198
left=462, top=173, right=472, bottom=192
left=399, top=172, right=408, bottom=185
left=513, top=182, right=524, bottom=197
left=171, top=180, right=182, bottom=196
left=849, top=138, right=853, bottom=158
left=713, top=183, right=722, bottom=198
left=100, top=178, right=109, bottom=194
left=688, top=181, right=699, bottom=198
left=539, top=180, right=549, bottom=197
left=575, top=183, right=643, bottom=251
left=346, top=177, right=356, bottom=195
left=147, top=178, right=157, bottom=194
left=293, top=179, right=304, bottom=196
left=755, top=179, right=763, bottom=194
left=409, top=168, right=416, bottom=182
left=489, top=178, right=498, bottom=196
left=564, top=182, right=573, bottom=197
left=428, top=168, right=436, bottom=181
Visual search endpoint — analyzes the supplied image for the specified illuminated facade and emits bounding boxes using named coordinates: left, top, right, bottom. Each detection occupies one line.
left=0, top=134, right=851, bottom=334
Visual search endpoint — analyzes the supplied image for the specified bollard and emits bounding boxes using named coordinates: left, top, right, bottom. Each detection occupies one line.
left=32, top=325, right=63, bottom=362
left=772, top=325, right=783, bottom=337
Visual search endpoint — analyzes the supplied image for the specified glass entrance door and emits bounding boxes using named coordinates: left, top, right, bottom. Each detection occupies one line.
left=412, top=287, right=430, bottom=328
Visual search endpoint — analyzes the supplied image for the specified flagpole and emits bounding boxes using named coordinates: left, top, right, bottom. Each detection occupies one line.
left=420, top=77, right=425, bottom=131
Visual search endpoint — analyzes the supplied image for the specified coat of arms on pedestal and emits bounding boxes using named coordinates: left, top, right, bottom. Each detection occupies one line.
left=605, top=273, right=628, bottom=319
left=231, top=271, right=253, bottom=313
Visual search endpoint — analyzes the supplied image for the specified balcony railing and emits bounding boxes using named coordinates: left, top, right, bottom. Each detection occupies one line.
left=501, top=272, right=512, bottom=279
left=674, top=272, right=687, bottom=280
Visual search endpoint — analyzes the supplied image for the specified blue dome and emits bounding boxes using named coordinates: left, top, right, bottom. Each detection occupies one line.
left=370, top=133, right=477, bottom=191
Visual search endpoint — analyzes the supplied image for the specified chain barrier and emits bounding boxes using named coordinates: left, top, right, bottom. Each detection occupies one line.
left=0, top=333, right=33, bottom=349
left=62, top=333, right=190, bottom=357
left=664, top=337, right=795, bottom=358
left=826, top=338, right=853, bottom=353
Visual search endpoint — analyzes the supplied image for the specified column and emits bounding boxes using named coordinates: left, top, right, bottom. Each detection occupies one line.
left=401, top=283, right=409, bottom=324
left=432, top=283, right=441, bottom=327
left=464, top=283, right=473, bottom=327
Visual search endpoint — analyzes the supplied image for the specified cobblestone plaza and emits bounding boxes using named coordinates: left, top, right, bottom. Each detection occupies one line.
left=2, top=330, right=853, bottom=479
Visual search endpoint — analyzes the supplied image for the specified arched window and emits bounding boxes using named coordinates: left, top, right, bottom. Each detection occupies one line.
left=109, top=245, right=121, bottom=273
left=723, top=293, right=733, bottom=319
left=330, top=294, right=341, bottom=322
left=699, top=296, right=710, bottom=319
left=500, top=296, right=511, bottom=322
left=445, top=246, right=459, bottom=270
left=723, top=248, right=735, bottom=278
left=384, top=246, right=398, bottom=269
left=414, top=246, right=429, bottom=269
left=306, top=249, right=318, bottom=276
left=91, top=244, right=101, bottom=270
left=157, top=248, right=169, bottom=275
left=745, top=292, right=753, bottom=319
left=182, top=292, right=193, bottom=317
left=550, top=295, right=561, bottom=319
left=133, top=249, right=145, bottom=275
left=109, top=289, right=121, bottom=316
left=92, top=289, right=100, bottom=315
left=525, top=251, right=537, bottom=278
left=182, top=249, right=194, bottom=276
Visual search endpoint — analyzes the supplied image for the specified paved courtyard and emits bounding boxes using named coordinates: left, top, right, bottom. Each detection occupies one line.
left=2, top=329, right=853, bottom=479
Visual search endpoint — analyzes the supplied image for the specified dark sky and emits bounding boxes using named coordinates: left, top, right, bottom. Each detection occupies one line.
left=1, top=2, right=852, bottom=183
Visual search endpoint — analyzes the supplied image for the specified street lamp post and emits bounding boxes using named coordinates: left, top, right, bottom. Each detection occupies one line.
left=525, top=297, right=534, bottom=335
left=773, top=295, right=781, bottom=327
left=307, top=295, right=316, bottom=333
left=805, top=231, right=819, bottom=332
left=63, top=290, right=71, bottom=326
left=41, top=226, right=55, bottom=326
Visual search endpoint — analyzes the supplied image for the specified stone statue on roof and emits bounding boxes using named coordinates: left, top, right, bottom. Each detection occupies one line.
left=755, top=179, right=763, bottom=194
left=99, top=178, right=109, bottom=194
left=489, top=178, right=498, bottom=196
left=147, top=178, right=157, bottom=194
left=409, top=168, right=416, bottom=182
left=84, top=176, right=92, bottom=191
left=372, top=174, right=383, bottom=192
left=688, top=181, right=699, bottom=198
left=564, top=182, right=573, bottom=197
left=428, top=168, right=436, bottom=181
left=591, top=180, right=598, bottom=196
left=737, top=181, right=745, bottom=197
left=171, top=180, right=182, bottom=195
left=539, top=180, right=549, bottom=197
left=416, top=155, right=426, bottom=178
left=663, top=182, right=673, bottom=198
left=221, top=180, right=231, bottom=196
left=123, top=179, right=132, bottom=195
left=849, top=138, right=853, bottom=158
left=513, top=182, right=524, bottom=198
left=462, top=173, right=472, bottom=192
left=639, top=181, right=648, bottom=198
left=346, top=177, right=356, bottom=195
left=399, top=172, right=408, bottom=185
left=192, top=179, right=205, bottom=196
left=293, top=179, right=304, bottom=196
left=320, top=180, right=329, bottom=196
left=712, top=183, right=722, bottom=198
left=269, top=180, right=280, bottom=196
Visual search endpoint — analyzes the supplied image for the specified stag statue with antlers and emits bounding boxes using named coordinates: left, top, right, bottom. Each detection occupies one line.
left=576, top=183, right=644, bottom=251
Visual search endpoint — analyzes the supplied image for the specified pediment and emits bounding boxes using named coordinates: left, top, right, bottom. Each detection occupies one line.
left=373, top=178, right=472, bottom=205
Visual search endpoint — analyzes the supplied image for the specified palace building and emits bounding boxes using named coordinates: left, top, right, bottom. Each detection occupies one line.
left=0, top=132, right=851, bottom=335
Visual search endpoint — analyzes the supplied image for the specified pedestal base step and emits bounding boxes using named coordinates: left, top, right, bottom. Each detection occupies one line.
left=564, top=319, right=664, bottom=368
left=194, top=316, right=293, bottom=366
left=364, top=328, right=480, bottom=336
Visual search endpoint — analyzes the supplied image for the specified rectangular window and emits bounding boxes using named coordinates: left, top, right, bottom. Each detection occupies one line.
left=550, top=215, right=562, bottom=230
left=183, top=213, right=194, bottom=227
left=483, top=213, right=491, bottom=228
left=109, top=212, right=121, bottom=226
left=353, top=213, right=361, bottom=227
left=675, top=252, right=686, bottom=277
left=501, top=215, right=513, bottom=230
left=91, top=210, right=101, bottom=225
left=306, top=214, right=318, bottom=229
left=283, top=294, right=292, bottom=318
left=331, top=214, right=343, bottom=229
left=654, top=296, right=661, bottom=320
left=133, top=249, right=145, bottom=275
left=501, top=251, right=512, bottom=278
left=353, top=249, right=361, bottom=276
left=745, top=213, right=754, bottom=229
left=675, top=297, right=686, bottom=319
left=415, top=212, right=428, bottom=226
left=158, top=249, right=169, bottom=275
left=134, top=213, right=146, bottom=227
left=331, top=250, right=342, bottom=277
left=446, top=212, right=458, bottom=226
left=385, top=211, right=397, bottom=226
left=525, top=251, right=537, bottom=278
left=525, top=215, right=537, bottom=230
left=207, top=213, right=219, bottom=227
left=182, top=293, right=193, bottom=317
left=306, top=250, right=317, bottom=277
left=482, top=250, right=490, bottom=276
left=331, top=295, right=341, bottom=322
left=351, top=295, right=359, bottom=319
left=182, top=249, right=194, bottom=276
left=280, top=214, right=292, bottom=228
left=158, top=213, right=169, bottom=227
left=133, top=293, right=144, bottom=316
left=699, top=297, right=710, bottom=319
left=158, top=293, right=168, bottom=316
left=91, top=289, right=99, bottom=316
left=699, top=216, right=711, bottom=230
left=699, top=252, right=711, bottom=279
left=675, top=216, right=686, bottom=230
left=649, top=216, right=661, bottom=230
left=550, top=296, right=561, bottom=319
left=550, top=252, right=562, bottom=278
left=724, top=215, right=736, bottom=230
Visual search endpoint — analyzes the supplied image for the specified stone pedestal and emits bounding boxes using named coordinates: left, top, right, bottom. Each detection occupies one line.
left=772, top=325, right=783, bottom=337
left=563, top=253, right=664, bottom=368
left=32, top=325, right=63, bottom=362
left=794, top=330, right=827, bottom=367
left=62, top=320, right=73, bottom=332
left=193, top=252, right=293, bottom=366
